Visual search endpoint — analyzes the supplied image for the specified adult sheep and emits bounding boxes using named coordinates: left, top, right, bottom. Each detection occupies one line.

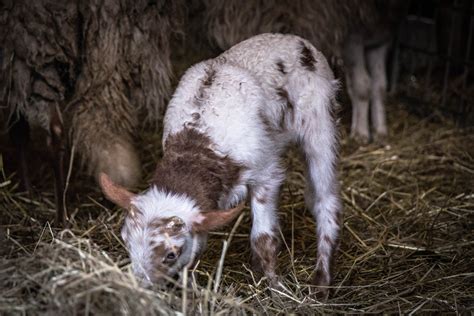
left=0, top=0, right=182, bottom=225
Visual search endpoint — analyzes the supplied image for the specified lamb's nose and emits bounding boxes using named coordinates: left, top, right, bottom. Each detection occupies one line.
left=133, top=271, right=153, bottom=288
left=137, top=276, right=153, bottom=288
left=131, top=265, right=153, bottom=288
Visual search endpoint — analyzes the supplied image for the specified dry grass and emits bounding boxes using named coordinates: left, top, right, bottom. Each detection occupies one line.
left=1, top=99, right=473, bottom=314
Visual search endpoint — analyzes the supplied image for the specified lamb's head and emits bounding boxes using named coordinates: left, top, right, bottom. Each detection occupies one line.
left=99, top=173, right=244, bottom=286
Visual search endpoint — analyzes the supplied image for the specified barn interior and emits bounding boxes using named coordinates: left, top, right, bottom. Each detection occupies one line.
left=0, top=0, right=473, bottom=314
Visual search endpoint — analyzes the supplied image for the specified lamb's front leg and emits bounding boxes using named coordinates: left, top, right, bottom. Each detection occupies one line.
left=249, top=182, right=282, bottom=286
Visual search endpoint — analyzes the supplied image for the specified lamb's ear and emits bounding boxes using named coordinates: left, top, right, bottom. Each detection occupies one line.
left=99, top=172, right=135, bottom=209
left=192, top=203, right=246, bottom=233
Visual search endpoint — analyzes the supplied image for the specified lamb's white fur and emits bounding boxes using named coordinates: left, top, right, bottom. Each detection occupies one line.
left=123, top=189, right=207, bottom=284
left=127, top=33, right=341, bottom=289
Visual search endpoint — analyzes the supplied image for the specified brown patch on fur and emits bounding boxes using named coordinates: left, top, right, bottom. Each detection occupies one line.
left=256, top=196, right=266, bottom=204
left=195, top=67, right=216, bottom=107
left=251, top=233, right=280, bottom=277
left=151, top=243, right=167, bottom=268
left=276, top=60, right=286, bottom=74
left=300, top=41, right=317, bottom=71
left=314, top=210, right=342, bottom=294
left=311, top=268, right=330, bottom=300
left=154, top=129, right=243, bottom=210
left=203, top=68, right=216, bottom=87
left=277, top=87, right=294, bottom=112
left=150, top=242, right=182, bottom=273
left=323, top=234, right=333, bottom=245
left=148, top=216, right=186, bottom=236
left=148, top=218, right=167, bottom=231
left=278, top=109, right=287, bottom=131
left=152, top=243, right=167, bottom=257
left=150, top=230, right=161, bottom=238
left=276, top=87, right=295, bottom=130
left=185, top=121, right=199, bottom=128
left=259, top=111, right=278, bottom=134
left=312, top=268, right=328, bottom=285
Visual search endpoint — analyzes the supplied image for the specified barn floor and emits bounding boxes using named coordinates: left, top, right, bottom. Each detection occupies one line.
left=1, top=92, right=473, bottom=314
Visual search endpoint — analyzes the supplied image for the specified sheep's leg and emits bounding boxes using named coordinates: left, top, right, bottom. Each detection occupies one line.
left=344, top=35, right=371, bottom=143
left=48, top=105, right=67, bottom=226
left=367, top=43, right=389, bottom=142
left=249, top=176, right=283, bottom=287
left=8, top=113, right=32, bottom=193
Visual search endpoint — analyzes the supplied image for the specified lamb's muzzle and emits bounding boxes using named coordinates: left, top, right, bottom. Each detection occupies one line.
left=101, top=33, right=342, bottom=298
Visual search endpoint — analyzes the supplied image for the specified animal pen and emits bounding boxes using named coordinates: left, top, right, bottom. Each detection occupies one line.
left=0, top=0, right=473, bottom=314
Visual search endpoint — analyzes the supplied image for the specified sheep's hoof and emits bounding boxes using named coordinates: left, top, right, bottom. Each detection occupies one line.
left=350, top=131, right=370, bottom=145
left=373, top=132, right=388, bottom=146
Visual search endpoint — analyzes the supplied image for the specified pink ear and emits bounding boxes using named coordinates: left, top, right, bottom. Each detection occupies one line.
left=99, top=173, right=135, bottom=209
left=193, top=203, right=246, bottom=232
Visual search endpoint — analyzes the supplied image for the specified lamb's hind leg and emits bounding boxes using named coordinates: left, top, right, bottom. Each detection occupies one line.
left=304, top=122, right=341, bottom=300
left=304, top=118, right=341, bottom=295
left=287, top=63, right=342, bottom=298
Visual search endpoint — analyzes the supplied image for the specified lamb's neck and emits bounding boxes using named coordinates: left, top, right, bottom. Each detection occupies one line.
left=151, top=129, right=242, bottom=211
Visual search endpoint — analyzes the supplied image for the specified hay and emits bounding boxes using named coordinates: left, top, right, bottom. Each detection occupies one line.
left=1, top=98, right=473, bottom=314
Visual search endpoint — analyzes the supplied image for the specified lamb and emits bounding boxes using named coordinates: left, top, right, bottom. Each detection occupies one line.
left=0, top=0, right=182, bottom=225
left=200, top=0, right=406, bottom=143
left=100, top=33, right=341, bottom=296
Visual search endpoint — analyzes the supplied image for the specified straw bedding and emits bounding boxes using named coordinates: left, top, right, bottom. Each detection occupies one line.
left=1, top=96, right=472, bottom=314
left=0, top=48, right=473, bottom=313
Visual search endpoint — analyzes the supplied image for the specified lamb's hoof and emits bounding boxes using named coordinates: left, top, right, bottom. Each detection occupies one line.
left=309, top=286, right=329, bottom=302
left=267, top=276, right=292, bottom=297
left=309, top=270, right=331, bottom=301
left=270, top=277, right=289, bottom=292
left=250, top=254, right=264, bottom=275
